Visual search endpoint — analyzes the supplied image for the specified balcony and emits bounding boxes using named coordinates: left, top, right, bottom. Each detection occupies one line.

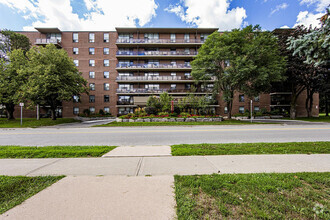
left=35, top=38, right=62, bottom=48
left=116, top=75, right=216, bottom=83
left=116, top=51, right=197, bottom=59
left=116, top=100, right=136, bottom=107
left=116, top=38, right=205, bottom=46
left=116, top=88, right=212, bottom=95
left=116, top=63, right=192, bottom=71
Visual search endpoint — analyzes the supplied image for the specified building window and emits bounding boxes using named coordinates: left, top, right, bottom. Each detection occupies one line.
left=184, top=72, right=191, bottom=79
left=89, top=83, right=95, bottom=91
left=73, top=95, right=79, bottom=103
left=184, top=33, right=190, bottom=42
left=104, top=48, right=109, bottom=55
left=239, top=106, right=245, bottom=114
left=89, top=95, right=95, bottom=103
left=104, top=107, right=110, bottom=113
left=104, top=95, right=110, bottom=102
left=239, top=94, right=245, bottom=102
left=170, top=33, right=176, bottom=42
left=104, top=33, right=109, bottom=42
left=89, top=60, right=95, bottom=66
left=74, top=60, right=79, bottom=66
left=170, top=60, right=176, bottom=66
left=224, top=107, right=228, bottom=114
left=254, top=96, right=260, bottom=102
left=185, top=84, right=191, bottom=90
left=89, top=107, right=95, bottom=113
left=171, top=84, right=176, bottom=90
left=73, top=48, right=79, bottom=55
left=144, top=33, right=159, bottom=40
left=89, top=33, right=95, bottom=43
left=104, top=71, right=110, bottom=78
left=104, top=83, right=110, bottom=91
left=73, top=107, right=79, bottom=115
left=89, top=47, right=95, bottom=55
left=185, top=61, right=190, bottom=67
left=145, top=84, right=159, bottom=90
left=200, top=34, right=209, bottom=42
left=171, top=72, right=176, bottom=76
left=254, top=106, right=260, bottom=112
left=89, top=71, right=95, bottom=79
left=184, top=48, right=190, bottom=54
left=72, top=33, right=78, bottom=43
left=119, top=84, right=132, bottom=90
left=104, top=59, right=109, bottom=67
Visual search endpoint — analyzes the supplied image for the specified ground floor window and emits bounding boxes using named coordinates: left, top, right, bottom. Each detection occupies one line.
left=104, top=107, right=110, bottom=113
left=224, top=106, right=228, bottom=114
left=254, top=106, right=260, bottom=112
left=118, top=107, right=133, bottom=115
left=89, top=107, right=95, bottom=113
left=239, top=106, right=245, bottom=114
left=73, top=107, right=79, bottom=115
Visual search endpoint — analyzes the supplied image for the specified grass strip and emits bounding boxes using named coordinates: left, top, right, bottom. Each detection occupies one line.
left=175, top=172, right=330, bottom=219
left=0, top=118, right=79, bottom=128
left=0, top=175, right=64, bottom=214
left=0, top=146, right=116, bottom=158
left=96, top=120, right=269, bottom=127
left=171, top=141, right=330, bottom=156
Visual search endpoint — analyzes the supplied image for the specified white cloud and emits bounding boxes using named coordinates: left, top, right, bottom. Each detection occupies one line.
left=280, top=25, right=290, bottom=28
left=165, top=0, right=247, bottom=31
left=300, top=0, right=330, bottom=12
left=0, top=0, right=158, bottom=31
left=270, top=3, right=289, bottom=16
left=294, top=10, right=324, bottom=28
left=294, top=0, right=329, bottom=28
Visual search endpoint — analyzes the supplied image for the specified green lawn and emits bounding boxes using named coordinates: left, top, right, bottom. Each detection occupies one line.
left=96, top=119, right=269, bottom=127
left=171, top=141, right=330, bottom=156
left=0, top=175, right=64, bottom=214
left=297, top=115, right=330, bottom=123
left=0, top=146, right=116, bottom=158
left=175, top=172, right=330, bottom=219
left=0, top=118, right=79, bottom=128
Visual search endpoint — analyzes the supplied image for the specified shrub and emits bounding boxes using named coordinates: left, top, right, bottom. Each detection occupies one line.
left=179, top=112, right=191, bottom=118
left=83, top=109, right=91, bottom=117
left=158, top=112, right=169, bottom=117
left=145, top=106, right=158, bottom=115
left=99, top=109, right=105, bottom=115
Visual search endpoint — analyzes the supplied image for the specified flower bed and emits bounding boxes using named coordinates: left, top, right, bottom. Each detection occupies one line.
left=115, top=115, right=223, bottom=123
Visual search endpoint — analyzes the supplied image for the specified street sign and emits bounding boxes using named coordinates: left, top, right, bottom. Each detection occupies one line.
left=19, top=103, right=24, bottom=107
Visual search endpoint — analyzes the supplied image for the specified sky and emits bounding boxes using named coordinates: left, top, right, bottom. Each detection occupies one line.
left=0, top=0, right=329, bottom=31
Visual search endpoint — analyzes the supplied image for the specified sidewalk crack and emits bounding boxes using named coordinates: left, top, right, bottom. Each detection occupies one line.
left=25, top=158, right=65, bottom=176
left=204, top=156, right=221, bottom=174
left=135, top=157, right=144, bottom=176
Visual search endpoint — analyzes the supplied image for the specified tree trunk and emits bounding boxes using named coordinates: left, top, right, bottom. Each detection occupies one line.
left=5, top=103, right=15, bottom=120
left=51, top=108, right=57, bottom=120
left=325, top=93, right=329, bottom=116
left=290, top=94, right=298, bottom=119
left=227, top=101, right=233, bottom=119
left=305, top=89, right=313, bottom=118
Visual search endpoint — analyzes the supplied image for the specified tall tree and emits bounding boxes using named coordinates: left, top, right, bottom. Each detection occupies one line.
left=0, top=31, right=30, bottom=120
left=287, top=11, right=329, bottom=117
left=0, top=30, right=31, bottom=58
left=19, top=44, right=88, bottom=120
left=192, top=25, right=286, bottom=118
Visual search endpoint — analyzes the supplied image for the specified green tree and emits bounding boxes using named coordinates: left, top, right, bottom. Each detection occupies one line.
left=192, top=25, right=286, bottom=118
left=0, top=30, right=31, bottom=58
left=0, top=49, right=28, bottom=119
left=288, top=10, right=330, bottom=116
left=159, top=92, right=172, bottom=112
left=19, top=44, right=88, bottom=120
left=0, top=31, right=30, bottom=120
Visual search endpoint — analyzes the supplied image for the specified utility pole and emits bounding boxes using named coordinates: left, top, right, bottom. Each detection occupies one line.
left=37, top=104, right=40, bottom=120
left=250, top=100, right=253, bottom=123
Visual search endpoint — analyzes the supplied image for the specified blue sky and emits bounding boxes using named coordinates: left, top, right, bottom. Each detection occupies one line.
left=0, top=0, right=328, bottom=31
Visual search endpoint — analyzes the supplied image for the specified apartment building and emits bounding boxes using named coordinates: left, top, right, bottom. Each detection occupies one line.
left=14, top=27, right=318, bottom=118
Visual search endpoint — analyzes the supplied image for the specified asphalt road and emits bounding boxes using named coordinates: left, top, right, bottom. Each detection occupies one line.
left=0, top=124, right=329, bottom=146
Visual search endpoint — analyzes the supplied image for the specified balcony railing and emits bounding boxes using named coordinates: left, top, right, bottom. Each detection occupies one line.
left=117, top=100, right=135, bottom=105
left=116, top=76, right=183, bottom=81
left=35, top=38, right=62, bottom=47
left=116, top=39, right=205, bottom=44
left=116, top=63, right=191, bottom=69
left=116, top=51, right=198, bottom=56
left=116, top=88, right=212, bottom=94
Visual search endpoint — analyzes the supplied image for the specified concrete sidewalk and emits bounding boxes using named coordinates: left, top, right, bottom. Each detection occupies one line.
left=1, top=176, right=176, bottom=220
left=1, top=154, right=329, bottom=176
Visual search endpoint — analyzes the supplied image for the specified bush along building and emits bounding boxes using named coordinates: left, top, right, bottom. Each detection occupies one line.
left=14, top=27, right=319, bottom=118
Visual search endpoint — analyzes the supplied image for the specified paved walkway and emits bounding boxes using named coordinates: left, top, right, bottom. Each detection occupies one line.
left=1, top=176, right=176, bottom=220
left=1, top=154, right=329, bottom=176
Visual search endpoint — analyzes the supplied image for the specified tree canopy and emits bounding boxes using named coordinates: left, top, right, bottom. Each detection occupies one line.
left=0, top=30, right=31, bottom=58
left=18, top=44, right=88, bottom=120
left=192, top=25, right=286, bottom=118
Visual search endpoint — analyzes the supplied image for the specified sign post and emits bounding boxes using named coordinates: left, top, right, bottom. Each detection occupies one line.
left=19, top=103, right=24, bottom=126
left=250, top=100, right=253, bottom=123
